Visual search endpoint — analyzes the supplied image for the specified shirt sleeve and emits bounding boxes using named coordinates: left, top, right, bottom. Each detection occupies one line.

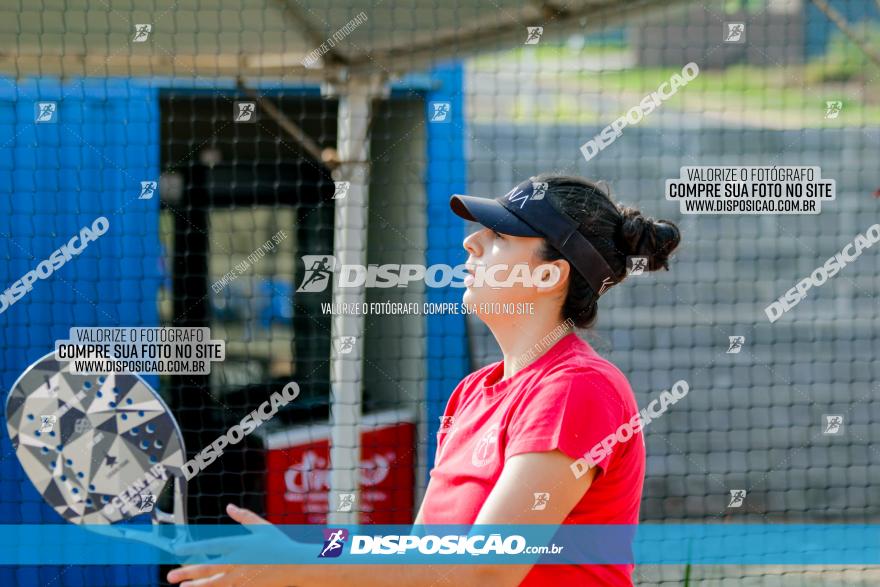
left=504, top=367, right=627, bottom=474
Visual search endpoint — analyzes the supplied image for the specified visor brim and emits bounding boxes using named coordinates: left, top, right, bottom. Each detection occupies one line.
left=449, top=194, right=542, bottom=238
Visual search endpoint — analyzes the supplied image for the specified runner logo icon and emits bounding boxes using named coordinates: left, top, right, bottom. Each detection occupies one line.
left=319, top=528, right=349, bottom=558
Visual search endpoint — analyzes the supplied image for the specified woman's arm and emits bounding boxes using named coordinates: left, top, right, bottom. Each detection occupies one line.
left=465, top=449, right=598, bottom=586
left=169, top=451, right=595, bottom=587
left=293, top=450, right=596, bottom=587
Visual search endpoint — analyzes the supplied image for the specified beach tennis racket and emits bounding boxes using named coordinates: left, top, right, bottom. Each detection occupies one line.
left=5, top=350, right=190, bottom=553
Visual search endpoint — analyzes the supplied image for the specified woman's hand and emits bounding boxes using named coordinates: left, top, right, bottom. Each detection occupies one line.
left=167, top=561, right=296, bottom=587
left=167, top=504, right=300, bottom=587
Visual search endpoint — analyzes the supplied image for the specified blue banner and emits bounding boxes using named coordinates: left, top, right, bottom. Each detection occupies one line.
left=0, top=524, right=878, bottom=565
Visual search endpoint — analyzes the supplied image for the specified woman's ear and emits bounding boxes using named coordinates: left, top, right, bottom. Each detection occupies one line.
left=533, top=258, right=570, bottom=294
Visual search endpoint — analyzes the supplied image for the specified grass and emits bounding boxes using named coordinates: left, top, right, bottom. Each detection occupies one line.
left=469, top=45, right=880, bottom=127
left=580, top=64, right=880, bottom=127
left=471, top=43, right=628, bottom=68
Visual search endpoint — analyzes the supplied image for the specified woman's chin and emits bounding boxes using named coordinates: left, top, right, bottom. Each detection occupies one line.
left=462, top=287, right=491, bottom=306
left=462, top=289, right=517, bottom=313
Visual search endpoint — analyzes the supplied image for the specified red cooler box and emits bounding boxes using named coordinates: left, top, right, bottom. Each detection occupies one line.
left=265, top=409, right=415, bottom=524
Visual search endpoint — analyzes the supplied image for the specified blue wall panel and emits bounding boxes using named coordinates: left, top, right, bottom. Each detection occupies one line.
left=0, top=78, right=161, bottom=587
left=423, top=63, right=470, bottom=479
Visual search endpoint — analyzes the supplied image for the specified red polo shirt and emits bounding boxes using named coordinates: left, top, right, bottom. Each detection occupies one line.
left=420, top=332, right=645, bottom=586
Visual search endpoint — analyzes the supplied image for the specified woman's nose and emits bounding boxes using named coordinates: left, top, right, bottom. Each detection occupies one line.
left=463, top=229, right=482, bottom=257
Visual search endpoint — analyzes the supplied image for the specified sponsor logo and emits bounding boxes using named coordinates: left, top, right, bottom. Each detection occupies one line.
left=471, top=423, right=500, bottom=468
left=284, top=450, right=392, bottom=497
left=319, top=528, right=348, bottom=558
left=74, top=417, right=92, bottom=434
left=597, top=276, right=615, bottom=296
left=505, top=181, right=548, bottom=208
left=103, top=453, right=131, bottom=479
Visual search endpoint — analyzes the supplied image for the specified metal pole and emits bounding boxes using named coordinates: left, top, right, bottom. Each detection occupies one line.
left=324, top=73, right=387, bottom=525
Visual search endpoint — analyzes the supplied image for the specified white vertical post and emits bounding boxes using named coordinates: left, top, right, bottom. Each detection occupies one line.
left=325, top=74, right=386, bottom=525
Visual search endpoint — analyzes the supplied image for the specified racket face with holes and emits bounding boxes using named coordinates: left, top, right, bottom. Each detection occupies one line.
left=5, top=351, right=187, bottom=525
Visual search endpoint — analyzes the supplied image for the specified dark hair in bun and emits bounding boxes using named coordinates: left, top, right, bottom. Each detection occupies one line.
left=536, top=174, right=681, bottom=329
left=618, top=206, right=681, bottom=272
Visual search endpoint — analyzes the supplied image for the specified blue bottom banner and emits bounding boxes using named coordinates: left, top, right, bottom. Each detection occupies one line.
left=0, top=524, right=877, bottom=565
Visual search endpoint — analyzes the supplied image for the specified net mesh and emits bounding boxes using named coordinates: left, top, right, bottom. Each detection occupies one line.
left=1, top=0, right=879, bottom=585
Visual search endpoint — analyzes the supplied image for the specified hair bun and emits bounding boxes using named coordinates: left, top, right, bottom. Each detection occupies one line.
left=619, top=206, right=681, bottom=271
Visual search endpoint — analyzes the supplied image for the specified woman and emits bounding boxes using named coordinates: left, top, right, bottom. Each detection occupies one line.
left=169, top=174, right=681, bottom=587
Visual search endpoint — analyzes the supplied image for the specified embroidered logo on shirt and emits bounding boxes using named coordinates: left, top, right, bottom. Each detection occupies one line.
left=471, top=423, right=500, bottom=468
